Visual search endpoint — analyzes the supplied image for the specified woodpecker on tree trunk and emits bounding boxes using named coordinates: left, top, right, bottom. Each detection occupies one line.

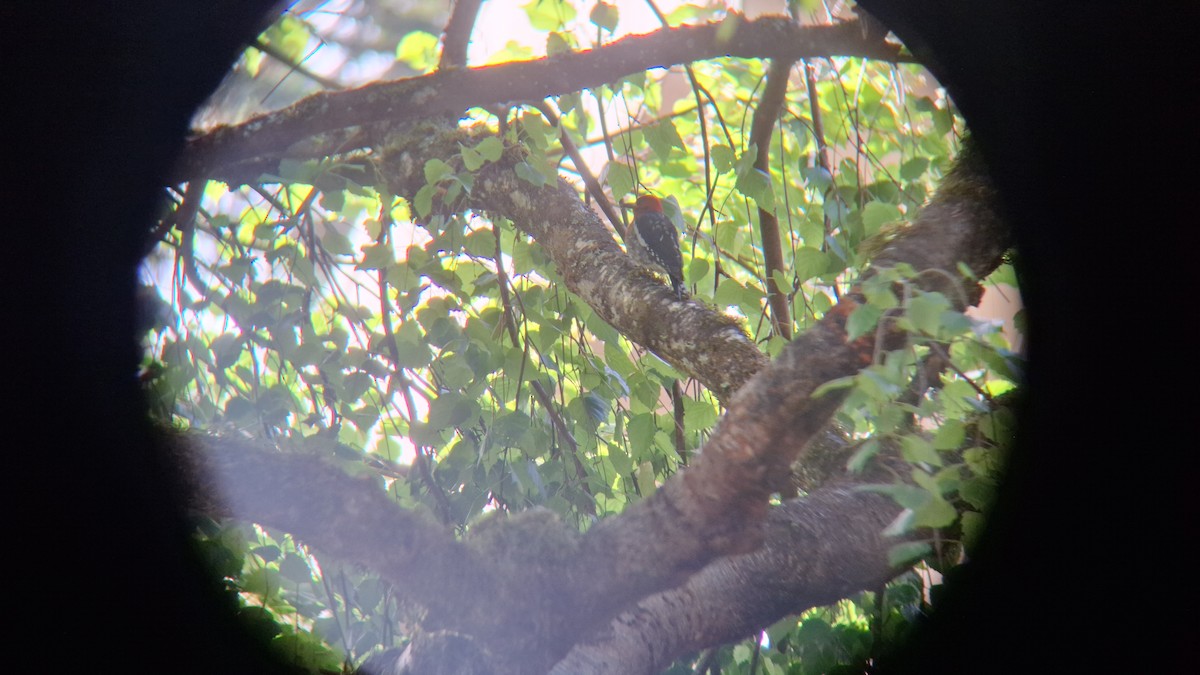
left=627, top=194, right=685, bottom=300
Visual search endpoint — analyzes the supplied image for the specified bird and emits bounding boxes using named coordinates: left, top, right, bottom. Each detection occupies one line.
left=626, top=194, right=685, bottom=300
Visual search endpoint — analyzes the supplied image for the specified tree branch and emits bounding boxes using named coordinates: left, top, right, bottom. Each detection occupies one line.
left=552, top=488, right=904, bottom=674
left=748, top=58, right=796, bottom=339
left=174, top=17, right=908, bottom=182
left=162, top=429, right=492, bottom=625
left=439, top=0, right=484, bottom=70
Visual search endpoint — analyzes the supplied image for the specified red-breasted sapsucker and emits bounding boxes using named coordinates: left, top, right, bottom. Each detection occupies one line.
left=627, top=194, right=685, bottom=299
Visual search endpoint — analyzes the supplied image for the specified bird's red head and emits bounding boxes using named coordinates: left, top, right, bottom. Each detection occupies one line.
left=633, top=194, right=663, bottom=214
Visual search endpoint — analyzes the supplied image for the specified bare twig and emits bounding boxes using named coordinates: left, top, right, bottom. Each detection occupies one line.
left=532, top=102, right=624, bottom=237
left=252, top=37, right=344, bottom=91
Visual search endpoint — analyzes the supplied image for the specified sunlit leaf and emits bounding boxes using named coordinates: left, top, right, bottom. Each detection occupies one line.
left=589, top=1, right=619, bottom=32
left=396, top=30, right=439, bottom=72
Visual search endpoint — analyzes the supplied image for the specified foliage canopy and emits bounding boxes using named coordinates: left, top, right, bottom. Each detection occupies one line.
left=142, top=1, right=1020, bottom=673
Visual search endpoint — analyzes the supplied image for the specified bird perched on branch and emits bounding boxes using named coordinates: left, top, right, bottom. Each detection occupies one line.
left=626, top=194, right=685, bottom=300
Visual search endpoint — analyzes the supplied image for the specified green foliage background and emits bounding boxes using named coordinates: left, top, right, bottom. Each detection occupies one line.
left=142, top=1, right=1020, bottom=672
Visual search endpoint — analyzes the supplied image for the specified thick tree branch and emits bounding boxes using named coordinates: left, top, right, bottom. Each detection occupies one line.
left=552, top=488, right=904, bottom=675
left=162, top=430, right=493, bottom=624
left=173, top=17, right=907, bottom=182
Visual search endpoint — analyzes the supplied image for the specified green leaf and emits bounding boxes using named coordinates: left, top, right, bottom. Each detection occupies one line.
left=715, top=12, right=740, bottom=43
left=357, top=243, right=392, bottom=270
left=911, top=468, right=941, bottom=494
left=607, top=442, right=632, bottom=476
left=887, top=541, right=931, bottom=567
left=514, top=161, right=546, bottom=188
left=546, top=31, right=573, bottom=56
left=589, top=1, right=619, bottom=31
left=606, top=162, right=635, bottom=200
left=211, top=333, right=242, bottom=369
left=279, top=553, right=311, bottom=583
left=862, top=201, right=902, bottom=233
left=635, top=461, right=657, bottom=496
left=735, top=166, right=775, bottom=210
left=861, top=274, right=899, bottom=309
left=627, top=412, right=657, bottom=450
left=806, top=165, right=833, bottom=191
left=960, top=476, right=996, bottom=510
left=322, top=227, right=355, bottom=255
left=424, top=158, right=453, bottom=184
left=341, top=372, right=372, bottom=402
left=846, top=438, right=880, bottom=473
left=901, top=435, right=941, bottom=466
left=823, top=197, right=850, bottom=223
left=391, top=322, right=432, bottom=367
left=899, top=157, right=929, bottom=181
left=519, top=113, right=555, bottom=150
left=846, top=303, right=882, bottom=341
left=493, top=410, right=532, bottom=445
left=414, top=184, right=436, bottom=217
left=443, top=179, right=462, bottom=205
left=395, top=30, right=439, bottom=72
left=581, top=392, right=609, bottom=423
left=961, top=510, right=986, bottom=552
left=319, top=189, right=345, bottom=212
left=277, top=158, right=319, bottom=185
left=939, top=311, right=972, bottom=337
left=522, top=0, right=576, bottom=31
left=242, top=567, right=283, bottom=598
left=907, top=291, right=951, bottom=335
left=811, top=375, right=854, bottom=398
left=932, top=419, right=965, bottom=450
left=645, top=120, right=684, bottom=160
left=912, top=494, right=957, bottom=528
left=711, top=144, right=735, bottom=173
left=793, top=247, right=829, bottom=282
left=476, top=136, right=504, bottom=162
left=460, top=143, right=484, bottom=171
left=962, top=446, right=996, bottom=476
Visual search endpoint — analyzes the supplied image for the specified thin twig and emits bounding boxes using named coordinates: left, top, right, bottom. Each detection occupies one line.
left=374, top=197, right=455, bottom=523
left=252, top=37, right=343, bottom=91
left=533, top=102, right=624, bottom=237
